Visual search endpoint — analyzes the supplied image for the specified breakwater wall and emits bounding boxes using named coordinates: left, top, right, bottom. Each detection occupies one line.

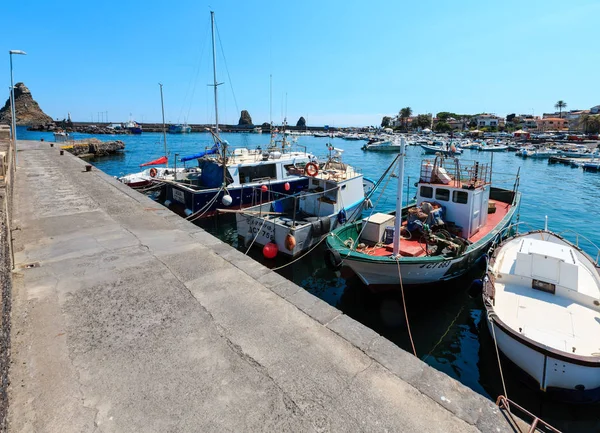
left=6, top=139, right=527, bottom=432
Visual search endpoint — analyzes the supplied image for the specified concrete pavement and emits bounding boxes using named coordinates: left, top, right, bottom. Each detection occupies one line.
left=7, top=140, right=520, bottom=432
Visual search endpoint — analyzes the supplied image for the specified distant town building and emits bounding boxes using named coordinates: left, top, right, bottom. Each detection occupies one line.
left=474, top=114, right=503, bottom=128
left=537, top=117, right=568, bottom=131
left=512, top=115, right=539, bottom=131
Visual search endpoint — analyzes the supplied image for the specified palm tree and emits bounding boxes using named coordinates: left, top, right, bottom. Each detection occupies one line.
left=554, top=100, right=567, bottom=118
left=399, top=107, right=413, bottom=129
left=588, top=115, right=600, bottom=134
left=579, top=114, right=590, bottom=133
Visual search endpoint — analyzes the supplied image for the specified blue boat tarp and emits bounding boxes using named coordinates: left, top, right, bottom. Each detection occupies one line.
left=180, top=145, right=219, bottom=162
left=180, top=139, right=226, bottom=162
left=199, top=160, right=224, bottom=188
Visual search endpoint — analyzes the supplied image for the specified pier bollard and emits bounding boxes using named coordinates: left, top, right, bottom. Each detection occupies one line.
left=41, top=138, right=44, bottom=142
left=59, top=150, right=64, bottom=155
left=85, top=164, right=92, bottom=172
left=50, top=143, right=54, bottom=147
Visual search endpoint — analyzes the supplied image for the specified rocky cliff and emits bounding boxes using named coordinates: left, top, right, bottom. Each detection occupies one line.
left=0, top=83, right=53, bottom=126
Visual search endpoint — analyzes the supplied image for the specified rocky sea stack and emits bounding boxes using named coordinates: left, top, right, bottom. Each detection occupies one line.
left=238, top=110, right=253, bottom=126
left=0, top=82, right=53, bottom=126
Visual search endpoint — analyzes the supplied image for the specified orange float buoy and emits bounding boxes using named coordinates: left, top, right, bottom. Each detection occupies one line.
left=149, top=167, right=158, bottom=178
left=284, top=233, right=296, bottom=251
left=261, top=184, right=268, bottom=192
left=284, top=182, right=290, bottom=191
left=263, top=242, right=278, bottom=259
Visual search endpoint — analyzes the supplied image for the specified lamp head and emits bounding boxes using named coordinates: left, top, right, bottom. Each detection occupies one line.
left=9, top=50, right=27, bottom=55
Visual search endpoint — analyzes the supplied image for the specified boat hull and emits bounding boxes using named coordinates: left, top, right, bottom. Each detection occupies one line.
left=485, top=311, right=600, bottom=403
left=237, top=200, right=365, bottom=258
left=341, top=238, right=489, bottom=286
left=162, top=177, right=310, bottom=218
left=326, top=188, right=520, bottom=288
left=420, top=144, right=462, bottom=156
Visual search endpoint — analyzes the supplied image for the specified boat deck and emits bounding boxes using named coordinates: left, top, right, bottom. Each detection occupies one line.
left=359, top=199, right=511, bottom=258
left=493, top=235, right=600, bottom=357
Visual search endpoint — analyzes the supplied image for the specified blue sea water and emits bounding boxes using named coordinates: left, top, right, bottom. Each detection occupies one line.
left=21, top=127, right=600, bottom=431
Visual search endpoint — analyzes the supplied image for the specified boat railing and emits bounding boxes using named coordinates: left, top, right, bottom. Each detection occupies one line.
left=420, top=158, right=491, bottom=187
left=496, top=395, right=561, bottom=433
left=491, top=221, right=600, bottom=265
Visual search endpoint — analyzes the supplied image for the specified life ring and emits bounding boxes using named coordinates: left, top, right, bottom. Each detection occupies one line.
left=149, top=167, right=158, bottom=178
left=305, top=162, right=319, bottom=177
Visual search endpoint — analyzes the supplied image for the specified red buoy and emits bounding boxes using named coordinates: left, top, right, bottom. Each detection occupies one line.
left=261, top=184, right=268, bottom=192
left=263, top=242, right=278, bottom=259
left=284, top=182, right=290, bottom=191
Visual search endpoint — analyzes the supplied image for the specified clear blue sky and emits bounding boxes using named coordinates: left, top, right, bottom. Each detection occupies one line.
left=4, top=0, right=599, bottom=126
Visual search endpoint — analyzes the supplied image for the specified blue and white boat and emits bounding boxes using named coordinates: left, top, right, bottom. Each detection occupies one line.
left=160, top=11, right=314, bottom=219
left=161, top=136, right=315, bottom=218
left=168, top=123, right=192, bottom=134
left=124, top=120, right=142, bottom=134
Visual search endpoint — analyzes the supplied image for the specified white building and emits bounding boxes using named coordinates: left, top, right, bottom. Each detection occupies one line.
left=474, top=114, right=503, bottom=128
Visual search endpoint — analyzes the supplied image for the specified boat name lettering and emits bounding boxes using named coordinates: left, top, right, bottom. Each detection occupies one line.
left=172, top=189, right=185, bottom=203
left=251, top=219, right=273, bottom=231
left=419, top=261, right=452, bottom=269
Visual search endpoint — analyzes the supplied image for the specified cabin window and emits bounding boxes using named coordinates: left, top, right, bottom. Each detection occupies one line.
left=239, top=164, right=277, bottom=184
left=284, top=164, right=304, bottom=176
left=435, top=188, right=450, bottom=202
left=420, top=186, right=433, bottom=198
left=452, top=191, right=468, bottom=204
left=532, top=279, right=556, bottom=294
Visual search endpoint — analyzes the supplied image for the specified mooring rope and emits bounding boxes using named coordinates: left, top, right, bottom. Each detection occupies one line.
left=396, top=258, right=417, bottom=357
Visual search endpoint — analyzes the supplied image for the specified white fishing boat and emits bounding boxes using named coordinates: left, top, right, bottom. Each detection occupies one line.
left=236, top=148, right=378, bottom=258
left=479, top=144, right=509, bottom=152
left=521, top=148, right=559, bottom=159
left=53, top=131, right=70, bottom=142
left=118, top=84, right=177, bottom=189
left=420, top=142, right=462, bottom=156
left=558, top=144, right=593, bottom=158
left=361, top=138, right=400, bottom=152
left=325, top=139, right=521, bottom=287
left=118, top=166, right=193, bottom=188
left=483, top=225, right=600, bottom=402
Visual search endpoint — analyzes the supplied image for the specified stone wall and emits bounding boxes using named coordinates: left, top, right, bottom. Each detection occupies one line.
left=0, top=140, right=13, bottom=433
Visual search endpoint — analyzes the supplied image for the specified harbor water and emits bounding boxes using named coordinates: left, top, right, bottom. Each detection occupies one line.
left=22, top=128, right=600, bottom=432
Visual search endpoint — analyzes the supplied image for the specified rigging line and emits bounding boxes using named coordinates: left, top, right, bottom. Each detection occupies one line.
left=181, top=24, right=211, bottom=124
left=350, top=158, right=399, bottom=253
left=396, top=258, right=417, bottom=357
left=244, top=216, right=268, bottom=255
left=421, top=304, right=465, bottom=363
left=270, top=234, right=330, bottom=271
left=488, top=308, right=509, bottom=400
left=214, top=20, right=240, bottom=116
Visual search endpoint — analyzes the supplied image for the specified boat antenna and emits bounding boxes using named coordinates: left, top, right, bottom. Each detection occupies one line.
left=392, top=137, right=406, bottom=257
left=159, top=83, right=168, bottom=164
left=209, top=11, right=227, bottom=189
left=269, top=74, right=274, bottom=147
left=210, top=11, right=223, bottom=140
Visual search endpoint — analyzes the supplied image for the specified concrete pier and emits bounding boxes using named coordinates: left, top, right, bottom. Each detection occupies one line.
left=6, top=140, right=521, bottom=432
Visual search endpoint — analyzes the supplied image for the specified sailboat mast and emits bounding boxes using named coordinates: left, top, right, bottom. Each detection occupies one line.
left=392, top=137, right=406, bottom=257
left=210, top=11, right=220, bottom=138
left=159, top=83, right=168, bottom=162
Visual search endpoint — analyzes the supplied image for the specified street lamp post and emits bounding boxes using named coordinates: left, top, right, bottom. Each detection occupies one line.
left=9, top=50, right=27, bottom=164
